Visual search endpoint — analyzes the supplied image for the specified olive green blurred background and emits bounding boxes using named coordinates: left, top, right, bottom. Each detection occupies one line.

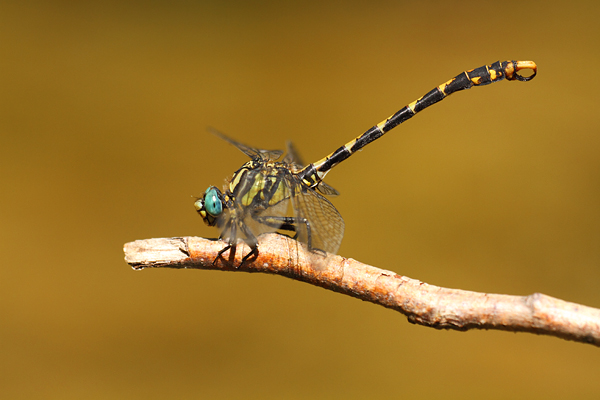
left=2, top=1, right=599, bottom=398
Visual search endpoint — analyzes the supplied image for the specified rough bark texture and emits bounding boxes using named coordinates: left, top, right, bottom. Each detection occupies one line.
left=124, top=234, right=600, bottom=347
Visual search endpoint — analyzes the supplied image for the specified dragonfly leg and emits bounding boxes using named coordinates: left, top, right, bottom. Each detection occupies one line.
left=254, top=215, right=326, bottom=255
left=238, top=222, right=259, bottom=267
left=254, top=215, right=297, bottom=232
left=216, top=243, right=232, bottom=260
left=214, top=220, right=235, bottom=264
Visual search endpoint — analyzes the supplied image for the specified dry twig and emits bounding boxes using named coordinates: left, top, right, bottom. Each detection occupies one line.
left=124, top=234, right=600, bottom=347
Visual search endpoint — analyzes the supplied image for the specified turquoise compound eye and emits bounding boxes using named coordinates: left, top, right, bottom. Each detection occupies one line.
left=204, top=187, right=223, bottom=217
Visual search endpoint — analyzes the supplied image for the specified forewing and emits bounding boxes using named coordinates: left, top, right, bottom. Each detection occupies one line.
left=283, top=141, right=304, bottom=166
left=209, top=127, right=283, bottom=160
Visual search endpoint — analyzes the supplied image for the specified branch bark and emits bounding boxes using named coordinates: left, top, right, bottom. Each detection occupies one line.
left=124, top=234, right=600, bottom=347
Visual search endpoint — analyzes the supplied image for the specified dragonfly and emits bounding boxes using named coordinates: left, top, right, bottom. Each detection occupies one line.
left=195, top=60, right=537, bottom=264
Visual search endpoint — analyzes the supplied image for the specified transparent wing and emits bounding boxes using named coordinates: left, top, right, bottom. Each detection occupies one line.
left=283, top=141, right=305, bottom=166
left=288, top=175, right=345, bottom=254
left=315, top=181, right=340, bottom=196
left=209, top=127, right=284, bottom=160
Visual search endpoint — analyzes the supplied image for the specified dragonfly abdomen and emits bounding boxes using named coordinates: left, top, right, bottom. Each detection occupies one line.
left=299, top=60, right=537, bottom=186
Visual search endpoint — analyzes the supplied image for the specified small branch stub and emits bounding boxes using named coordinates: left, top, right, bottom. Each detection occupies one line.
left=124, top=234, right=600, bottom=347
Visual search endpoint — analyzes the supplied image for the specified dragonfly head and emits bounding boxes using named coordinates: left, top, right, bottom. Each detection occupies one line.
left=194, top=186, right=224, bottom=227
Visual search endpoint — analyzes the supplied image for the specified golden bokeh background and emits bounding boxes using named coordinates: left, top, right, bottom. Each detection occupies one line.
left=2, top=1, right=599, bottom=398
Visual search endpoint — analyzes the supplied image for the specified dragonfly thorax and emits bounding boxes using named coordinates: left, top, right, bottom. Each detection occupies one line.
left=229, top=160, right=292, bottom=209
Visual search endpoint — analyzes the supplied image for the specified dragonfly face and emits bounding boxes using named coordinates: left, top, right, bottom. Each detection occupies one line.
left=195, top=186, right=225, bottom=227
